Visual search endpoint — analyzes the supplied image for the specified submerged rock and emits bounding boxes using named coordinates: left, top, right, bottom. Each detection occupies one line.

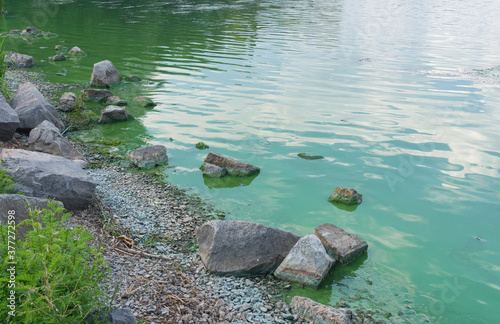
left=195, top=141, right=209, bottom=150
left=0, top=195, right=64, bottom=240
left=274, top=234, right=334, bottom=288
left=0, top=92, right=19, bottom=142
left=328, top=187, right=362, bottom=206
left=49, top=53, right=66, bottom=61
left=91, top=60, right=122, bottom=87
left=315, top=223, right=368, bottom=265
left=297, top=153, right=324, bottom=160
left=133, top=96, right=156, bottom=107
left=0, top=149, right=96, bottom=210
left=28, top=120, right=87, bottom=168
left=290, top=296, right=355, bottom=324
left=21, top=26, right=39, bottom=35
left=98, top=106, right=131, bottom=124
left=10, top=82, right=64, bottom=131
left=125, top=75, right=142, bottom=82
left=196, top=220, right=300, bottom=276
left=106, top=96, right=128, bottom=106
left=129, top=145, right=168, bottom=168
left=58, top=92, right=78, bottom=112
left=81, top=89, right=114, bottom=102
left=55, top=44, right=68, bottom=52
left=202, top=152, right=260, bottom=177
left=68, top=46, right=86, bottom=56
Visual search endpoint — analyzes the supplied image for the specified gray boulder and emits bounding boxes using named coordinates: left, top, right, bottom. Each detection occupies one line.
left=28, top=120, right=87, bottom=168
left=290, top=296, right=355, bottom=324
left=129, top=145, right=167, bottom=168
left=0, top=149, right=96, bottom=210
left=0, top=92, right=19, bottom=141
left=201, top=162, right=227, bottom=178
left=58, top=92, right=78, bottom=112
left=91, top=60, right=122, bottom=87
left=0, top=195, right=64, bottom=241
left=68, top=46, right=86, bottom=56
left=328, top=187, right=362, bottom=206
left=274, top=234, right=334, bottom=288
left=315, top=223, right=368, bottom=265
left=202, top=152, right=260, bottom=177
left=81, top=89, right=114, bottom=102
left=196, top=220, right=300, bottom=276
left=98, top=106, right=131, bottom=124
left=86, top=308, right=137, bottom=324
left=8, top=53, right=35, bottom=68
left=10, top=82, right=64, bottom=131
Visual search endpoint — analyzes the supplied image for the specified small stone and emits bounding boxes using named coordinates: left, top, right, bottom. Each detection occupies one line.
left=81, top=89, right=114, bottom=102
left=98, top=105, right=131, bottom=124
left=327, top=187, right=362, bottom=206
left=49, top=54, right=66, bottom=61
left=55, top=44, right=68, bottom=52
left=68, top=46, right=86, bottom=56
left=106, top=96, right=128, bottom=106
left=125, top=75, right=142, bottom=82
left=297, top=153, right=324, bottom=160
left=10, top=30, right=21, bottom=34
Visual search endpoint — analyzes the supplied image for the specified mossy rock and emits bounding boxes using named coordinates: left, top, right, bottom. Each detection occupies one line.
left=133, top=96, right=156, bottom=107
left=298, top=153, right=324, bottom=160
left=196, top=141, right=209, bottom=150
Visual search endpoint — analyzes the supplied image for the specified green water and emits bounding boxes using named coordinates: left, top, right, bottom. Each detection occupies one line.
left=3, top=1, right=500, bottom=322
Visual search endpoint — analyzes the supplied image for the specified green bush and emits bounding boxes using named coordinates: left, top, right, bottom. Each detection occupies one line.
left=0, top=160, right=17, bottom=194
left=0, top=200, right=111, bottom=323
left=0, top=37, right=12, bottom=101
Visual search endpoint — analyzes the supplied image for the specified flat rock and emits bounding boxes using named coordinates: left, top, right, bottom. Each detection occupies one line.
left=86, top=307, right=137, bottom=324
left=133, top=96, right=156, bottom=107
left=202, top=152, right=260, bottom=177
left=274, top=234, right=334, bottom=288
left=315, top=223, right=368, bottom=265
left=0, top=92, right=19, bottom=141
left=0, top=194, right=64, bottom=241
left=98, top=105, right=131, bottom=124
left=58, top=92, right=78, bottom=112
left=91, top=60, right=122, bottom=87
left=0, top=149, right=96, bottom=210
left=196, top=220, right=300, bottom=276
left=49, top=53, right=66, bottom=61
left=290, top=296, right=355, bottom=324
left=28, top=120, right=87, bottom=168
left=10, top=82, right=64, bottom=131
left=81, top=89, right=114, bottom=102
left=8, top=53, right=35, bottom=68
left=129, top=145, right=167, bottom=168
left=328, top=187, right=362, bottom=205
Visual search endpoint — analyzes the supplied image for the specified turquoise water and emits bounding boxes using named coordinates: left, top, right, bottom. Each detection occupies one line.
left=3, top=0, right=500, bottom=322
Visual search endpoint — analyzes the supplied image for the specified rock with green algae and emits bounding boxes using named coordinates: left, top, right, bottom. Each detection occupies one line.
left=133, top=96, right=156, bottom=107
left=195, top=141, right=209, bottom=150
left=328, top=187, right=362, bottom=206
left=125, top=75, right=142, bottom=82
left=298, top=153, right=324, bottom=160
left=201, top=152, right=260, bottom=178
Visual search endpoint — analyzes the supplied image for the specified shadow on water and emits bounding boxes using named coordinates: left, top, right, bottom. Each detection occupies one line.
left=328, top=201, right=360, bottom=212
left=203, top=173, right=259, bottom=189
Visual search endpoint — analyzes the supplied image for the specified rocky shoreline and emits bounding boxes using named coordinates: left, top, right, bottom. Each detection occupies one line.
left=0, top=51, right=377, bottom=323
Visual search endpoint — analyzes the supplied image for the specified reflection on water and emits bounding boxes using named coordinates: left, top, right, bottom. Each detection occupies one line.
left=4, top=0, right=500, bottom=322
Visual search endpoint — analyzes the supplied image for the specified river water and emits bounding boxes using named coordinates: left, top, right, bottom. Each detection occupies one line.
left=3, top=0, right=500, bottom=322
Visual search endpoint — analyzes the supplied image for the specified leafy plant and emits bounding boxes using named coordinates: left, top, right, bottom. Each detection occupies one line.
left=0, top=200, right=111, bottom=323
left=0, top=160, right=17, bottom=194
left=0, top=37, right=12, bottom=100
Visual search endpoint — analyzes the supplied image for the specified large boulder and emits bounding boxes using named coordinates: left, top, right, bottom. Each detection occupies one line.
left=58, top=92, right=78, bottom=112
left=274, top=234, right=334, bottom=288
left=328, top=187, right=362, bottom=206
left=290, top=296, right=355, bottom=324
left=202, top=152, right=260, bottom=177
left=315, top=223, right=368, bottom=265
left=0, top=149, right=96, bottom=210
left=129, top=145, right=167, bottom=168
left=0, top=195, right=64, bottom=241
left=10, top=82, right=64, bottom=131
left=196, top=220, right=300, bottom=276
left=91, top=60, right=122, bottom=87
left=81, top=89, right=114, bottom=102
left=0, top=92, right=19, bottom=141
left=28, top=120, right=87, bottom=168
left=98, top=106, right=131, bottom=124
left=8, top=53, right=35, bottom=68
